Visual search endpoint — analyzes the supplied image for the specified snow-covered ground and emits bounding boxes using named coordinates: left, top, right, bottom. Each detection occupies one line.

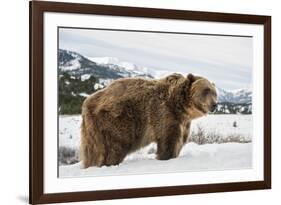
left=60, top=142, right=252, bottom=177
left=59, top=114, right=252, bottom=178
left=59, top=116, right=81, bottom=149
left=190, top=114, right=252, bottom=143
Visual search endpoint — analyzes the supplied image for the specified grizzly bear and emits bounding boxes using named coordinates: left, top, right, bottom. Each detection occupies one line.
left=80, top=73, right=217, bottom=168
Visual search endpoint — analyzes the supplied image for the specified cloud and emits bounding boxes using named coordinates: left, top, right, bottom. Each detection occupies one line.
left=59, top=28, right=253, bottom=90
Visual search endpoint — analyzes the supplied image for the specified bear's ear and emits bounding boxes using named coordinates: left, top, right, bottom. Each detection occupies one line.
left=187, top=73, right=196, bottom=84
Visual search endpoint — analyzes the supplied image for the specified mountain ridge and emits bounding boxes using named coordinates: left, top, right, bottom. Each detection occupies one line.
left=58, top=49, right=252, bottom=114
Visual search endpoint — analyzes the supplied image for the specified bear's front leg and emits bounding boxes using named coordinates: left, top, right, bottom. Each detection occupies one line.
left=156, top=124, right=183, bottom=160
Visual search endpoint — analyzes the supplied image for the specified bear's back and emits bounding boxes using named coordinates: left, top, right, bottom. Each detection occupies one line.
left=82, top=78, right=159, bottom=116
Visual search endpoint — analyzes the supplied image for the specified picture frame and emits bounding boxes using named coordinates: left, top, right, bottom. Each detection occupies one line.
left=30, top=0, right=271, bottom=204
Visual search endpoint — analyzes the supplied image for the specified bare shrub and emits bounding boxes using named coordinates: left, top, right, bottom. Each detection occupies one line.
left=224, top=134, right=251, bottom=143
left=196, top=125, right=205, bottom=145
left=188, top=125, right=251, bottom=145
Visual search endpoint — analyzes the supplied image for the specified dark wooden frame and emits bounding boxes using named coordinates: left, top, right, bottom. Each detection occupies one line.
left=30, top=1, right=271, bottom=204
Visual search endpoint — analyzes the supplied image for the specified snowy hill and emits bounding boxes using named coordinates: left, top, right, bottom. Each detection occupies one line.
left=59, top=49, right=123, bottom=79
left=59, top=49, right=153, bottom=79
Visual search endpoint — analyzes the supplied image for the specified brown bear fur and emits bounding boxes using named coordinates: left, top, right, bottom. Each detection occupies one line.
left=80, top=73, right=217, bottom=168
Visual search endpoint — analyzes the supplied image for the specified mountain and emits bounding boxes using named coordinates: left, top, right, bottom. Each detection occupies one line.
left=59, top=49, right=153, bottom=80
left=58, top=49, right=252, bottom=114
left=89, top=57, right=144, bottom=72
left=217, top=87, right=252, bottom=104
left=59, top=49, right=122, bottom=79
left=216, top=88, right=252, bottom=114
left=88, top=57, right=154, bottom=79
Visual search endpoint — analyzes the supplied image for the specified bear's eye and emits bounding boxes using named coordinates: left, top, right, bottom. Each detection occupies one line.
left=203, top=88, right=211, bottom=96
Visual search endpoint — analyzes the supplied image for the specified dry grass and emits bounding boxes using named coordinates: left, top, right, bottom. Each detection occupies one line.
left=58, top=146, right=79, bottom=165
left=188, top=125, right=252, bottom=145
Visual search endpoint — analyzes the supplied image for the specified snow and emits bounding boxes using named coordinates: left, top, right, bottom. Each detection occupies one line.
left=59, top=115, right=81, bottom=148
left=60, top=58, right=81, bottom=71
left=79, top=93, right=89, bottom=97
left=88, top=57, right=187, bottom=80
left=90, top=57, right=143, bottom=72
left=94, top=83, right=104, bottom=90
left=89, top=56, right=163, bottom=78
left=81, top=74, right=91, bottom=81
left=59, top=142, right=252, bottom=178
left=89, top=57, right=119, bottom=65
left=217, top=104, right=222, bottom=110
left=59, top=114, right=252, bottom=178
left=99, top=78, right=114, bottom=86
left=231, top=87, right=252, bottom=95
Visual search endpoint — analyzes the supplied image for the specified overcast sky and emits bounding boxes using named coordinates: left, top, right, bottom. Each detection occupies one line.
left=59, top=28, right=253, bottom=90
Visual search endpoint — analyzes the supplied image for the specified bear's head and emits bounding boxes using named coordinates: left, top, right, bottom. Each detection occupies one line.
left=187, top=73, right=218, bottom=117
left=165, top=73, right=217, bottom=118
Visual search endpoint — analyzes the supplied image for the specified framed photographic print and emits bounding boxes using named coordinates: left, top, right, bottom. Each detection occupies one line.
left=29, top=1, right=271, bottom=204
